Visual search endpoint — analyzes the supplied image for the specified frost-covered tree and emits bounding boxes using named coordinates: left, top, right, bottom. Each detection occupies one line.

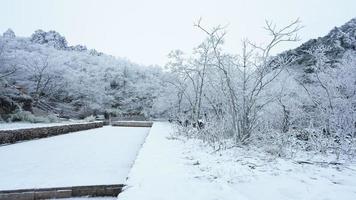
left=284, top=45, right=356, bottom=158
left=89, top=49, right=103, bottom=56
left=164, top=19, right=301, bottom=144
left=69, top=45, right=87, bottom=52
left=30, top=30, right=68, bottom=49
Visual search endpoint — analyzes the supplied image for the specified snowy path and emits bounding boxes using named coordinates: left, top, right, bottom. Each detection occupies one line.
left=118, top=122, right=356, bottom=200
left=118, top=122, right=248, bottom=200
left=0, top=126, right=149, bottom=190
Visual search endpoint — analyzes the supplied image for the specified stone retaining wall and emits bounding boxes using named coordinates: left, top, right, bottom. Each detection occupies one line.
left=0, top=184, right=124, bottom=200
left=111, top=121, right=153, bottom=127
left=0, top=122, right=103, bottom=145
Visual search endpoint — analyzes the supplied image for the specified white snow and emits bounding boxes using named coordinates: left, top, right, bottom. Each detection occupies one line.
left=54, top=198, right=116, bottom=200
left=0, top=121, right=98, bottom=131
left=118, top=122, right=356, bottom=200
left=0, top=126, right=149, bottom=190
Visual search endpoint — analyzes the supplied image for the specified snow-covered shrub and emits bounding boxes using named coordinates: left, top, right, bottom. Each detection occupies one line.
left=47, top=114, right=60, bottom=123
left=8, top=111, right=50, bottom=123
left=84, top=115, right=96, bottom=122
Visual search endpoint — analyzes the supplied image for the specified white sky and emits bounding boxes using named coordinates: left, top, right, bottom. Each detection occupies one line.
left=1, top=0, right=355, bottom=66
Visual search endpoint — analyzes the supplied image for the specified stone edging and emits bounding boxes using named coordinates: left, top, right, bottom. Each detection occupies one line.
left=0, top=184, right=124, bottom=200
left=0, top=122, right=103, bottom=145
left=111, top=121, right=153, bottom=127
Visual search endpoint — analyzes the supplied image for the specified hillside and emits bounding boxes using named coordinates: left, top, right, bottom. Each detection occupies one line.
left=283, top=18, right=356, bottom=72
left=0, top=29, right=165, bottom=121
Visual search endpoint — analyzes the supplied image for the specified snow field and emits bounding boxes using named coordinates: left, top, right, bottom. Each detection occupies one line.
left=0, top=126, right=149, bottom=190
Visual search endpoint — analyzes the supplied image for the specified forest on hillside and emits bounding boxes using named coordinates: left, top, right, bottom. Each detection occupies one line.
left=0, top=29, right=166, bottom=121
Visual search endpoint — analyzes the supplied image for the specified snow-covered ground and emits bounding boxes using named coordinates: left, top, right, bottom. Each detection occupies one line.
left=0, top=126, right=149, bottom=190
left=54, top=198, right=116, bottom=200
left=0, top=121, right=98, bottom=131
left=118, top=122, right=356, bottom=200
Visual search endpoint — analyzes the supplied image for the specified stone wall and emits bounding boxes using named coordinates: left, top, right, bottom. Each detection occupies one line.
left=111, top=121, right=153, bottom=127
left=0, top=184, right=123, bottom=200
left=0, top=122, right=103, bottom=145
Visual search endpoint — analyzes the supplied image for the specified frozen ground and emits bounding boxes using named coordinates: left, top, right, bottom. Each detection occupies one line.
left=0, top=126, right=149, bottom=190
left=0, top=121, right=97, bottom=131
left=118, top=122, right=356, bottom=200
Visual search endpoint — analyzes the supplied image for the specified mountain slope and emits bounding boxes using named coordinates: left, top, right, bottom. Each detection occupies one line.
left=283, top=17, right=356, bottom=72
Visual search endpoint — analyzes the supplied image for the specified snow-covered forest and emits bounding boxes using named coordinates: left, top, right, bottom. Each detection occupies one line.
left=0, top=29, right=166, bottom=120
left=1, top=18, right=356, bottom=161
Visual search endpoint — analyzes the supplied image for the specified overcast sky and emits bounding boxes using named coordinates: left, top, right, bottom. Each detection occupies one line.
left=1, top=0, right=355, bottom=65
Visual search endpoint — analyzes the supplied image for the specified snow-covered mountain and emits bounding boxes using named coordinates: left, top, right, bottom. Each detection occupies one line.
left=283, top=18, right=356, bottom=72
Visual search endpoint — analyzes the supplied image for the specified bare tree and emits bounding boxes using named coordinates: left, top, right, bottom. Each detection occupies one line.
left=166, top=47, right=213, bottom=126
left=194, top=18, right=302, bottom=143
left=23, top=55, right=56, bottom=104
